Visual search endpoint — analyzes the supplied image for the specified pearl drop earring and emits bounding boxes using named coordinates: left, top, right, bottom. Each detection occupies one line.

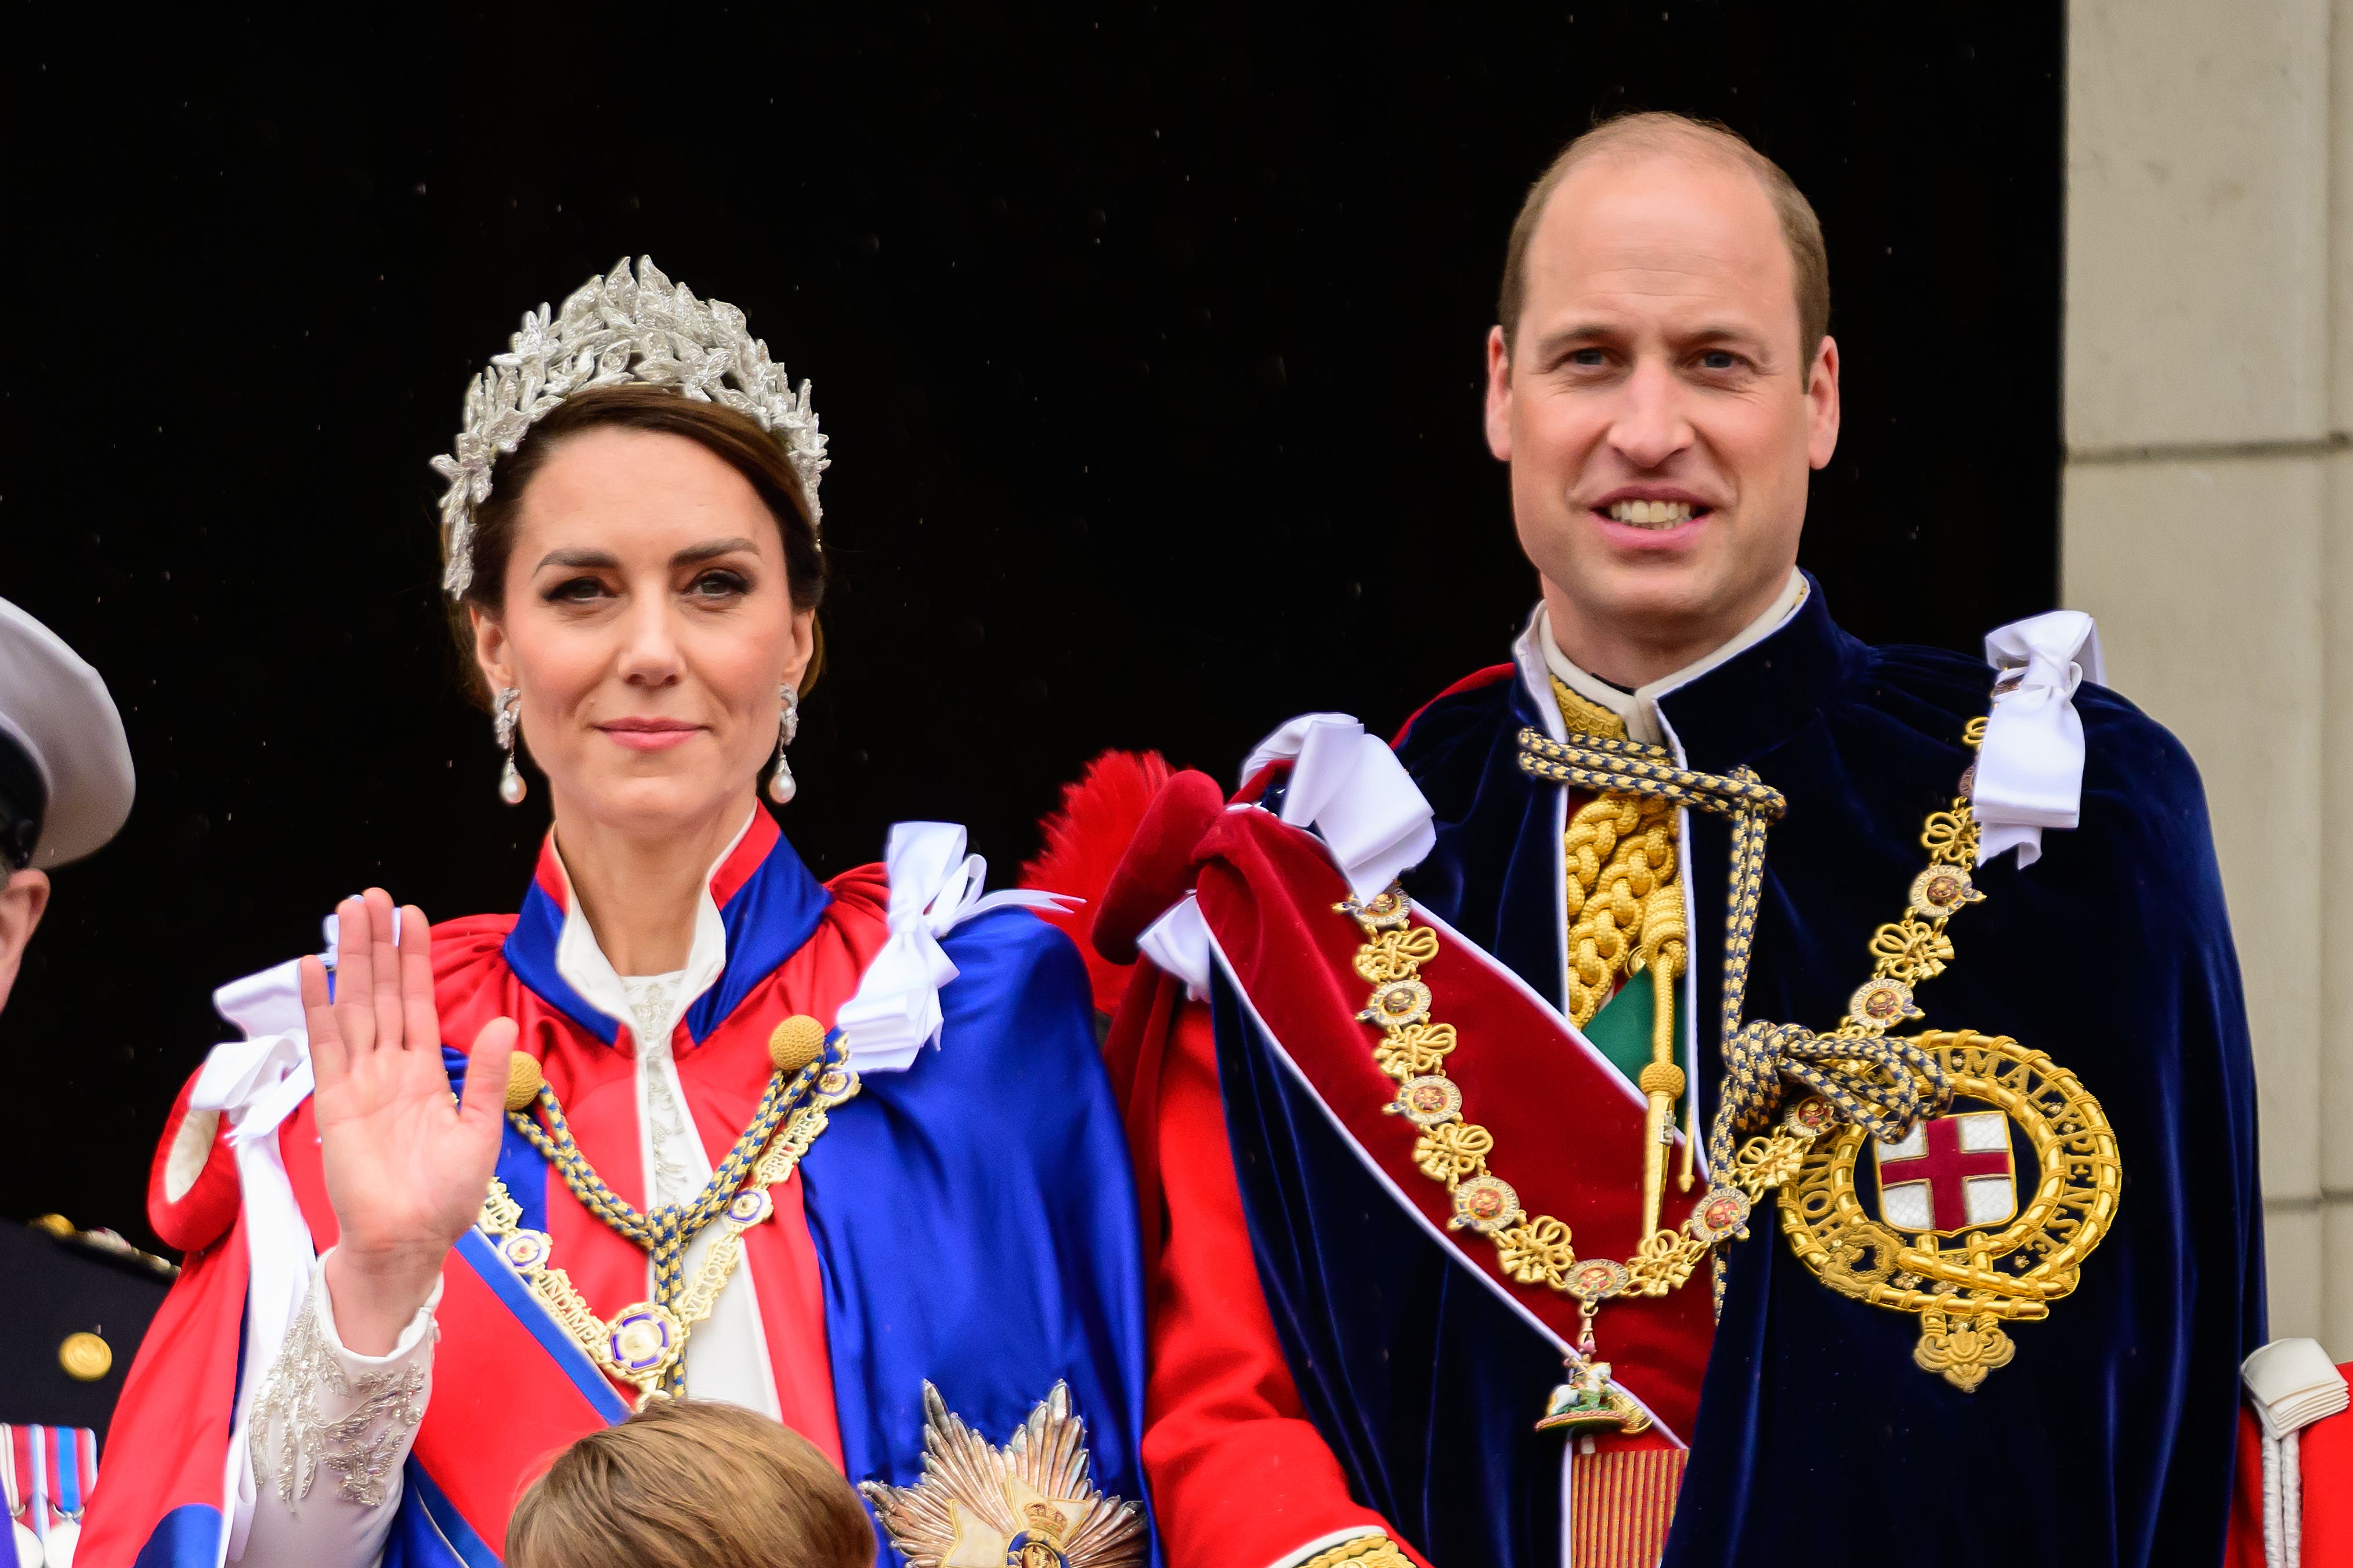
left=767, top=683, right=800, bottom=804
left=494, top=686, right=527, bottom=805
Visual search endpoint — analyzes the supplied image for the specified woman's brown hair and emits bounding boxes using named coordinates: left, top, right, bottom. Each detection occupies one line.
left=443, top=383, right=829, bottom=702
left=505, top=1400, right=875, bottom=1568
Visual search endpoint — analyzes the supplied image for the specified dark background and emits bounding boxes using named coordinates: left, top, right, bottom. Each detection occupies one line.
left=2, top=3, right=2062, bottom=1248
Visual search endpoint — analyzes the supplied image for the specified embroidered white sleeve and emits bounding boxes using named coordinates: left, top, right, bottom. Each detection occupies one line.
left=234, top=1256, right=439, bottom=1567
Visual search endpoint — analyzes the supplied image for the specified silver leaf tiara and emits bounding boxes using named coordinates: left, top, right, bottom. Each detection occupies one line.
left=429, top=255, right=828, bottom=598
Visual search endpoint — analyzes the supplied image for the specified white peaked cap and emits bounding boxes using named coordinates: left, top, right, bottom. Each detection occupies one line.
left=0, top=597, right=135, bottom=869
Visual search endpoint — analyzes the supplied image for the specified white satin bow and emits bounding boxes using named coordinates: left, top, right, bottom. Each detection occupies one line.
left=1242, top=713, right=1437, bottom=901
left=833, top=821, right=1073, bottom=1074
left=1974, top=610, right=2106, bottom=868
left=1134, top=714, right=1440, bottom=1002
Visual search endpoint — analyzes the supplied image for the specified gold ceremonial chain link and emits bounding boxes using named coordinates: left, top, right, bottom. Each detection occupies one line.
left=1341, top=888, right=1712, bottom=1364
left=1353, top=720, right=1991, bottom=1368
left=1298, top=1538, right=1417, bottom=1568
left=476, top=1023, right=858, bottom=1406
left=1694, top=721, right=1990, bottom=1301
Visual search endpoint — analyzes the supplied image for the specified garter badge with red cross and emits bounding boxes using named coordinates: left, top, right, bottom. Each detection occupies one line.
left=1775, top=1030, right=2122, bottom=1393
left=1872, top=1109, right=2016, bottom=1237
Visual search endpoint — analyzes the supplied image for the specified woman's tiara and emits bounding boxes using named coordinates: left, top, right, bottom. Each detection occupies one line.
left=429, top=255, right=827, bottom=598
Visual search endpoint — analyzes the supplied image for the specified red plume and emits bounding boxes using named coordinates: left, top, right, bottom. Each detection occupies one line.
left=1022, top=750, right=1174, bottom=1013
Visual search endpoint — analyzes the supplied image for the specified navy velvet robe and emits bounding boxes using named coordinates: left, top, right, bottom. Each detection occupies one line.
left=1311, top=581, right=2265, bottom=1566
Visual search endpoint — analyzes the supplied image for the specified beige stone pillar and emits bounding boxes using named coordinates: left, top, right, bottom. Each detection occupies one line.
left=2062, top=0, right=2351, bottom=1350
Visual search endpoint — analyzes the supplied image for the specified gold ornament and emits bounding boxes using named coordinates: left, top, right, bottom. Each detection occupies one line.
left=860, top=1382, right=1146, bottom=1568
left=1301, top=1538, right=1417, bottom=1568
left=59, top=1331, right=112, bottom=1381
left=1498, top=716, right=2122, bottom=1390
left=1338, top=884, right=1715, bottom=1421
left=478, top=1043, right=859, bottom=1405
left=1773, top=1030, right=2120, bottom=1392
left=768, top=1013, right=826, bottom=1073
left=504, top=1053, right=545, bottom=1113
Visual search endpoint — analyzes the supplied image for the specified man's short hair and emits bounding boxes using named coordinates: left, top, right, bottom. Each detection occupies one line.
left=1497, top=111, right=1831, bottom=370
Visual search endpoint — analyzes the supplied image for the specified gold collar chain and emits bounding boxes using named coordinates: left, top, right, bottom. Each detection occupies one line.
left=1343, top=719, right=1989, bottom=1429
left=474, top=1017, right=857, bottom=1406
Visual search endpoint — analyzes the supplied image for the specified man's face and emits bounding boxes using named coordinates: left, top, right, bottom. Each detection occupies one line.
left=1485, top=147, right=1839, bottom=680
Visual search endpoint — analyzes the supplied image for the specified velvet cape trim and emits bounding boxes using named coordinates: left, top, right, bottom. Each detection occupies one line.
left=84, top=819, right=1154, bottom=1568
left=1392, top=581, right=2266, bottom=1567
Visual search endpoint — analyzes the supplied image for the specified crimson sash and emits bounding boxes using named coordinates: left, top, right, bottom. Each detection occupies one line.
left=1191, top=804, right=1715, bottom=1443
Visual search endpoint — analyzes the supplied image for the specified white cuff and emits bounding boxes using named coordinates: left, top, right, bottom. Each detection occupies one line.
left=247, top=1254, right=438, bottom=1518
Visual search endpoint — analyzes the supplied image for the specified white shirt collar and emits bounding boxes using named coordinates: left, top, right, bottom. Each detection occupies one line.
left=1533, top=568, right=1809, bottom=745
left=550, top=807, right=759, bottom=1048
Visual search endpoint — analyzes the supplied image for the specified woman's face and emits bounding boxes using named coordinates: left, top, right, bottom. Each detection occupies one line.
left=471, top=425, right=813, bottom=840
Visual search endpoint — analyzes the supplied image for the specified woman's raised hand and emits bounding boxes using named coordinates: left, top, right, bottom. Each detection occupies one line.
left=302, top=888, right=518, bottom=1355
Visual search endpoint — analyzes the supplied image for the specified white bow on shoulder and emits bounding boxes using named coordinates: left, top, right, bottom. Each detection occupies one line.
left=1140, top=714, right=1439, bottom=1000
left=833, top=822, right=1074, bottom=1074
left=1974, top=610, right=2106, bottom=869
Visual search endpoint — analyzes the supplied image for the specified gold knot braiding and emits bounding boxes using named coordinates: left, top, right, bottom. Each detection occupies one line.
left=505, top=1053, right=546, bottom=1113
left=1563, top=792, right=1679, bottom=1027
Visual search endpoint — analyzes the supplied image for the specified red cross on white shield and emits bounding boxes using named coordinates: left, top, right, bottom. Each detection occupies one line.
left=1872, top=1108, right=2017, bottom=1236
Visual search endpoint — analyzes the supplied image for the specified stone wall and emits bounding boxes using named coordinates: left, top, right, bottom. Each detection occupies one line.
left=2063, top=0, right=2353, bottom=1350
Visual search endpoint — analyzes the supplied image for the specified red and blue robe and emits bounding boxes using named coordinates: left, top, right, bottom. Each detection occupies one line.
left=81, top=810, right=1153, bottom=1567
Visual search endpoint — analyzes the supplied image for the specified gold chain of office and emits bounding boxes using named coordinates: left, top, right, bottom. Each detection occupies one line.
left=1341, top=717, right=1991, bottom=1361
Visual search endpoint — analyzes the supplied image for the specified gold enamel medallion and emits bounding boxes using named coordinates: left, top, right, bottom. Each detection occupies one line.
left=1774, top=1029, right=2120, bottom=1390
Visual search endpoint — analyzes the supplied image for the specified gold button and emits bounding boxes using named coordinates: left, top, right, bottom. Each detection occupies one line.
left=59, top=1331, right=111, bottom=1382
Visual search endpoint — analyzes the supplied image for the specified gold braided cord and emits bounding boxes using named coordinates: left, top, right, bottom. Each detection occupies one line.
left=1563, top=792, right=1679, bottom=1028
left=1432, top=722, right=1991, bottom=1333
left=1549, top=677, right=1631, bottom=743
left=1546, top=682, right=1687, bottom=1031
left=489, top=1041, right=859, bottom=1399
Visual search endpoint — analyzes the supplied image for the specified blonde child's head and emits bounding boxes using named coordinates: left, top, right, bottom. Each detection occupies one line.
left=506, top=1399, right=876, bottom=1568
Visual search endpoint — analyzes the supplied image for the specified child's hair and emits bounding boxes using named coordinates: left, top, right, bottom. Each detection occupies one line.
left=505, top=1399, right=876, bottom=1568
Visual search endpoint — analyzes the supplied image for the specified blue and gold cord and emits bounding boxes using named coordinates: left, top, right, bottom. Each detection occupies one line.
left=506, top=1045, right=834, bottom=1345
left=1516, top=728, right=1956, bottom=1314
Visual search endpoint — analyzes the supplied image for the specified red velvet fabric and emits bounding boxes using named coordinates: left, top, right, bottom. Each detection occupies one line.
left=1191, top=805, right=1714, bottom=1443
left=1090, top=768, right=1227, bottom=965
left=1140, top=987, right=1433, bottom=1568
left=146, top=1066, right=240, bottom=1254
